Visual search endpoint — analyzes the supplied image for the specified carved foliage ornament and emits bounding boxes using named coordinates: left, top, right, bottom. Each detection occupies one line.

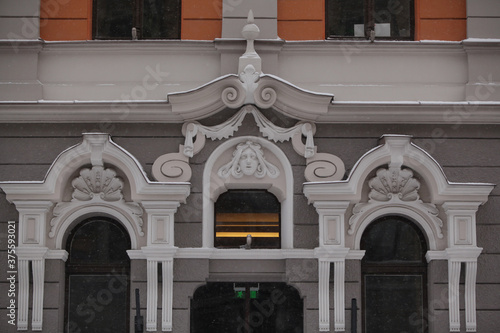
left=152, top=106, right=345, bottom=183
left=218, top=141, right=280, bottom=179
left=349, top=166, right=443, bottom=238
left=50, top=166, right=144, bottom=238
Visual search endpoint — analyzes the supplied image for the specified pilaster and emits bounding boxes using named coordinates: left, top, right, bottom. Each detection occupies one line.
left=162, top=259, right=174, bottom=331
left=15, top=247, right=49, bottom=331
left=315, top=247, right=350, bottom=332
left=146, top=260, right=158, bottom=331
left=142, top=247, right=178, bottom=332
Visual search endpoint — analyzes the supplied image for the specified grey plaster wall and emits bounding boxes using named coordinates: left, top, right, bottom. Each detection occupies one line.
left=0, top=122, right=499, bottom=332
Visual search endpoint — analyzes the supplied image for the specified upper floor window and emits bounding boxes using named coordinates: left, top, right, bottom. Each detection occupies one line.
left=93, top=0, right=181, bottom=39
left=326, top=0, right=414, bottom=40
left=214, top=190, right=281, bottom=249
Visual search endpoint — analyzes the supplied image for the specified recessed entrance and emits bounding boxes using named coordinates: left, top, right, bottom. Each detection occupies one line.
left=190, top=282, right=303, bottom=333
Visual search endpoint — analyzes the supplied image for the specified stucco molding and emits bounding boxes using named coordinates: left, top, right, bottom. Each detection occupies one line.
left=303, top=135, right=494, bottom=204
left=155, top=105, right=344, bottom=183
left=0, top=133, right=191, bottom=203
left=202, top=136, right=293, bottom=248
left=2, top=101, right=500, bottom=124
left=50, top=166, right=145, bottom=239
left=304, top=134, right=493, bottom=333
left=349, top=166, right=444, bottom=243
left=167, top=68, right=333, bottom=122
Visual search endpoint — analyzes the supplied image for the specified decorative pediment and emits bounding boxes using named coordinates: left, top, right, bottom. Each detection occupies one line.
left=49, top=166, right=144, bottom=238
left=349, top=166, right=443, bottom=238
left=166, top=12, right=333, bottom=122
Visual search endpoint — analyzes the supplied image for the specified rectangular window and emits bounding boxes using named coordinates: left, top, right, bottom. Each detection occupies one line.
left=326, top=0, right=414, bottom=40
left=215, top=190, right=281, bottom=249
left=93, top=0, right=181, bottom=39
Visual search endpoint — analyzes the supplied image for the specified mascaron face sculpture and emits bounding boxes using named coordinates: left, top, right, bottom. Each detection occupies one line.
left=218, top=141, right=279, bottom=179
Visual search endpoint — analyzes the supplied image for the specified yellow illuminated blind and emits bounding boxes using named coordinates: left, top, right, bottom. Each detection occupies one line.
left=215, top=190, right=280, bottom=248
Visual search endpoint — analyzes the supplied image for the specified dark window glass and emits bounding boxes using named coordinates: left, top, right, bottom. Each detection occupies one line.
left=361, top=216, right=427, bottom=333
left=93, top=0, right=181, bottom=39
left=94, top=0, right=134, bottom=39
left=327, top=0, right=364, bottom=37
left=191, top=282, right=303, bottom=333
left=326, top=0, right=414, bottom=39
left=65, top=218, right=131, bottom=333
left=142, top=0, right=181, bottom=39
left=365, top=275, right=424, bottom=333
left=68, top=219, right=130, bottom=265
left=215, top=190, right=281, bottom=249
left=67, top=275, right=128, bottom=333
left=361, top=217, right=424, bottom=263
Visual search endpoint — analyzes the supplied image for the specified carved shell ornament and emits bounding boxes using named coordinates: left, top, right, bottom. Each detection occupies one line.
left=218, top=141, right=280, bottom=179
left=368, top=167, right=420, bottom=201
left=71, top=166, right=124, bottom=201
left=349, top=166, right=443, bottom=238
left=49, top=165, right=145, bottom=238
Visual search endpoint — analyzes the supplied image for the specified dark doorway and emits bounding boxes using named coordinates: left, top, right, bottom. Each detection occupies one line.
left=191, top=282, right=303, bottom=333
left=65, top=217, right=131, bottom=333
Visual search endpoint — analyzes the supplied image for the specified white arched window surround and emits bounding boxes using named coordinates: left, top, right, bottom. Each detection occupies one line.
left=56, top=206, right=140, bottom=250
left=202, top=136, right=294, bottom=249
left=0, top=133, right=191, bottom=332
left=303, top=134, right=494, bottom=333
left=353, top=207, right=436, bottom=251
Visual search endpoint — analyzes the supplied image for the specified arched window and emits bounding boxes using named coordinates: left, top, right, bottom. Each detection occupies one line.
left=65, top=217, right=131, bottom=333
left=361, top=216, right=428, bottom=333
left=214, top=190, right=281, bottom=249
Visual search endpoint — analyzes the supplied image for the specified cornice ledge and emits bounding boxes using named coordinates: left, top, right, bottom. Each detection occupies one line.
left=259, top=74, right=333, bottom=120
left=0, top=39, right=43, bottom=52
left=0, top=100, right=178, bottom=123
left=321, top=101, right=500, bottom=124
left=446, top=246, right=483, bottom=261
left=2, top=100, right=499, bottom=124
left=282, top=40, right=464, bottom=54
left=462, top=38, right=500, bottom=51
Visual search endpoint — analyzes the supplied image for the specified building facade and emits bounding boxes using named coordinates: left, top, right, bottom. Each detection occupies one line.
left=0, top=1, right=499, bottom=332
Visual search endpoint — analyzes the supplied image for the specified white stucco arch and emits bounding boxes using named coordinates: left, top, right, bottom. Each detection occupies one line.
left=352, top=206, right=437, bottom=251
left=202, top=136, right=294, bottom=248
left=54, top=204, right=140, bottom=250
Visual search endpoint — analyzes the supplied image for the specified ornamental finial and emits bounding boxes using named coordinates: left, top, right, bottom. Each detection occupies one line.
left=239, top=10, right=261, bottom=74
